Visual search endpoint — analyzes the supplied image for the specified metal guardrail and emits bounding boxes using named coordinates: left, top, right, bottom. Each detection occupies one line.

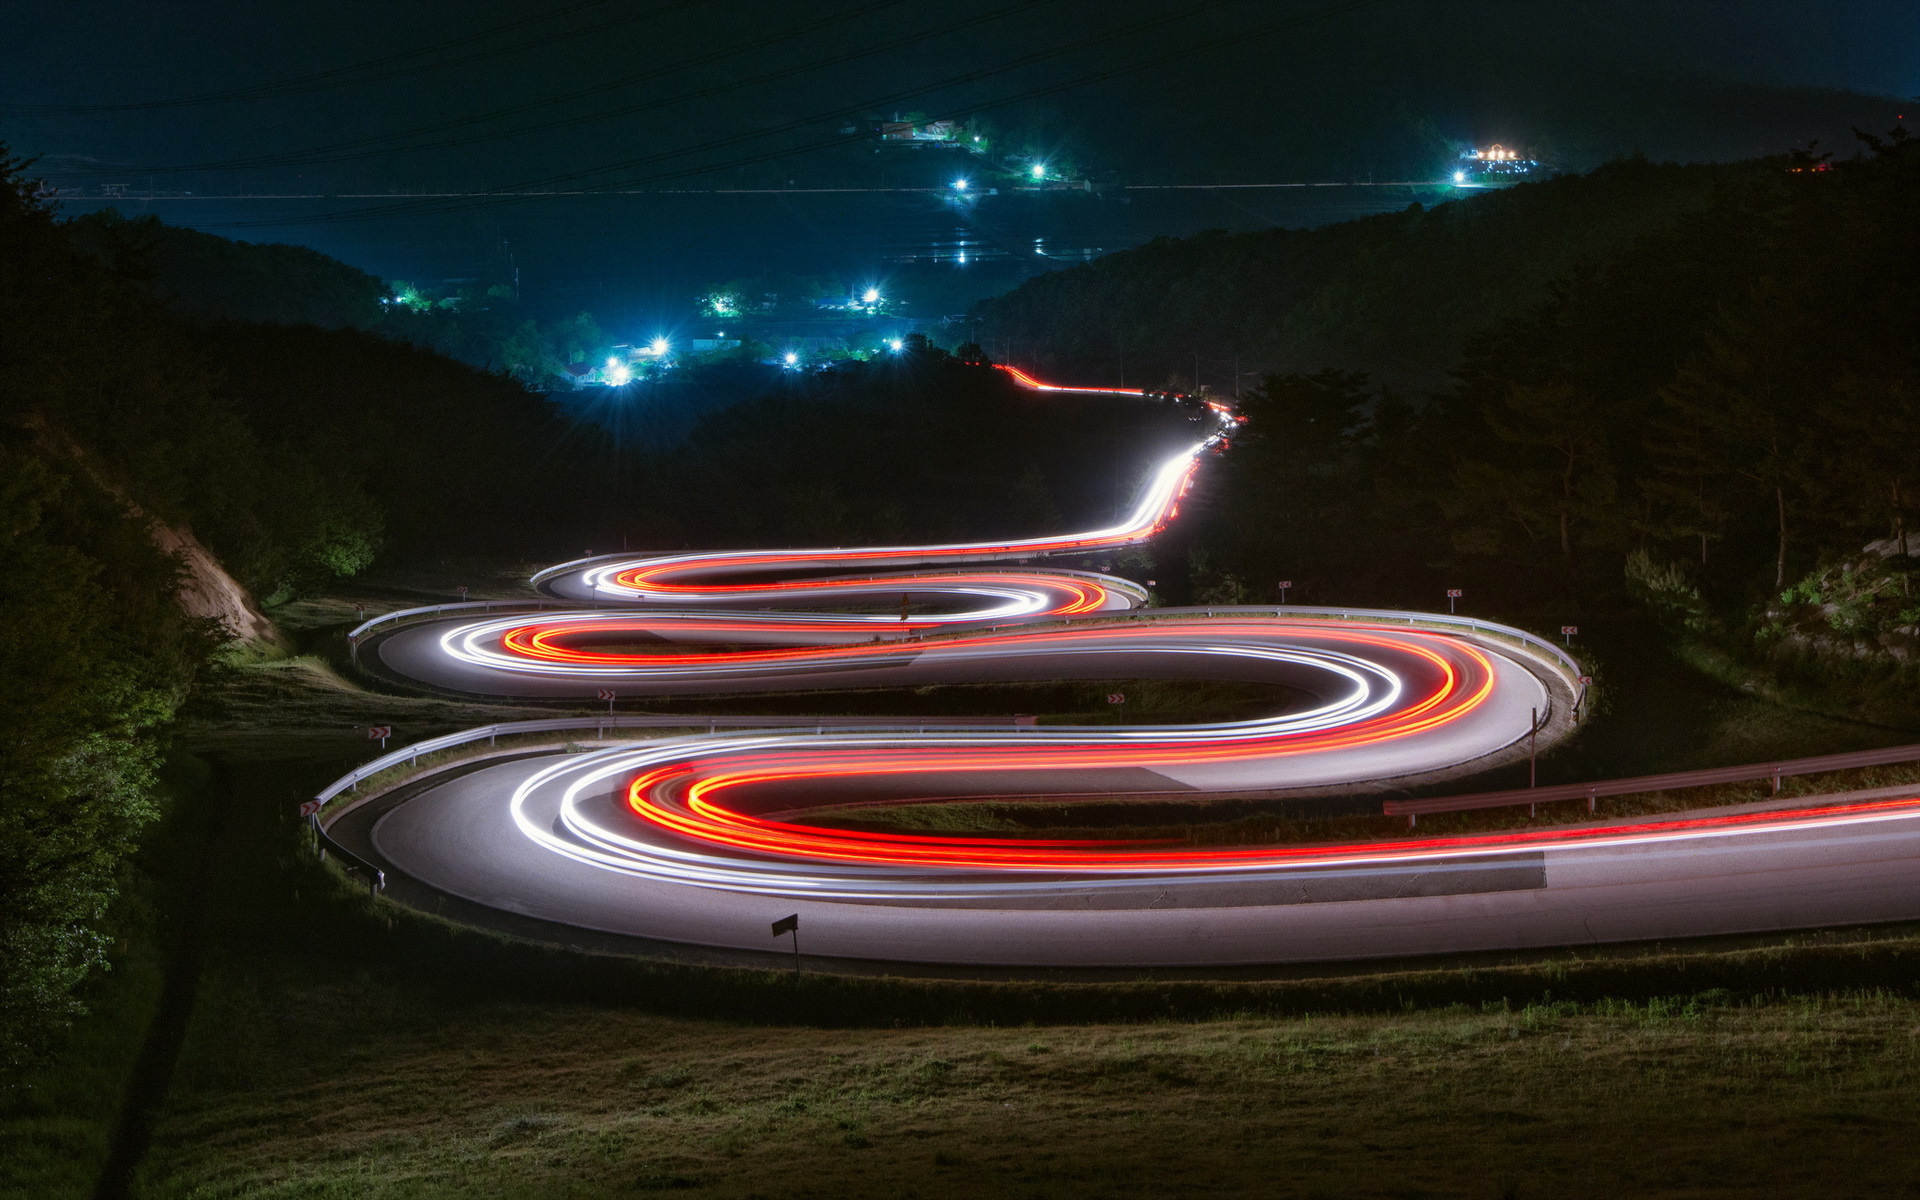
left=348, top=598, right=566, bottom=642
left=1134, top=604, right=1585, bottom=683
left=1386, top=741, right=1920, bottom=823
left=310, top=816, right=386, bottom=894
left=311, top=713, right=1036, bottom=812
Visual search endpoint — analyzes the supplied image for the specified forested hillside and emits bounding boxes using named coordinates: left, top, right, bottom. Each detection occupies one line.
left=975, top=158, right=1762, bottom=390
left=0, top=153, right=611, bottom=1061
left=66, top=210, right=605, bottom=391
left=1171, top=131, right=1920, bottom=718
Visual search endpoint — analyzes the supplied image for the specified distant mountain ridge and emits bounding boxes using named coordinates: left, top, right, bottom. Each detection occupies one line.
left=973, top=157, right=1768, bottom=391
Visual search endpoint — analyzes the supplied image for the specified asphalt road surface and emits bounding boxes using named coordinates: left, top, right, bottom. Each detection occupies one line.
left=317, top=371, right=1920, bottom=968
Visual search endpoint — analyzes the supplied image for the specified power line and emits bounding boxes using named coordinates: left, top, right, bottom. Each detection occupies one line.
left=203, top=0, right=1388, bottom=231
left=201, top=0, right=1247, bottom=227
left=78, top=0, right=1022, bottom=178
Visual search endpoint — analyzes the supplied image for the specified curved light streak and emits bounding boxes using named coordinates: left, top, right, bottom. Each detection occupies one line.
left=377, top=369, right=1579, bottom=904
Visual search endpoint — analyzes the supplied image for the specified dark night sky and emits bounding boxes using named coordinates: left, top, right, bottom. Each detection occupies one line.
left=3, top=1, right=1912, bottom=318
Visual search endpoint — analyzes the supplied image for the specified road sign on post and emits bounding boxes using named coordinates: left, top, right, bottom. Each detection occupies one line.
left=367, top=725, right=391, bottom=748
left=1446, top=588, right=1462, bottom=614
left=457, top=585, right=468, bottom=600
left=1561, top=625, right=1578, bottom=645
left=1107, top=693, right=1126, bottom=704
left=299, top=799, right=322, bottom=817
left=597, top=688, right=616, bottom=713
left=1278, top=580, right=1292, bottom=604
left=771, top=913, right=800, bottom=973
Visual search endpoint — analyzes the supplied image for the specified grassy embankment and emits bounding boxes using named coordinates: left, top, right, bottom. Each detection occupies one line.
left=132, top=966, right=1920, bottom=1198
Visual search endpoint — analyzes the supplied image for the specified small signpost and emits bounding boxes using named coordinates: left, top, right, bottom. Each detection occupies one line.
left=457, top=585, right=468, bottom=600
left=771, top=913, right=801, bottom=974
left=1107, top=692, right=1126, bottom=720
left=1561, top=624, right=1578, bottom=646
left=1446, top=588, right=1463, bottom=614
left=1278, top=580, right=1293, bottom=604
left=900, top=593, right=911, bottom=621
left=353, top=603, right=366, bottom=620
left=299, top=799, right=322, bottom=818
left=597, top=688, right=616, bottom=713
left=1529, top=707, right=1539, bottom=790
left=367, top=725, right=391, bottom=748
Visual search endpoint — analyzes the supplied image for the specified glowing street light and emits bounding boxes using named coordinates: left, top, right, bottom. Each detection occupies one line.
left=862, top=287, right=881, bottom=304
left=888, top=338, right=904, bottom=352
left=1030, top=163, right=1046, bottom=180
left=952, top=178, right=969, bottom=191
left=649, top=337, right=670, bottom=356
left=1453, top=169, right=1467, bottom=183
left=783, top=351, right=799, bottom=366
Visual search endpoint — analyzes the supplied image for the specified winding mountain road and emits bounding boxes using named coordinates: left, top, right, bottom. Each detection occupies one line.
left=320, top=369, right=1920, bottom=967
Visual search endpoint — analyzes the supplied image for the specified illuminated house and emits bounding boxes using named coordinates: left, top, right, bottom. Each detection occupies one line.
left=875, top=118, right=960, bottom=144
left=1453, top=144, right=1541, bottom=185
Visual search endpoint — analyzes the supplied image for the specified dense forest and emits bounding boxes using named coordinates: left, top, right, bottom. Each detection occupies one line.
left=1169, top=130, right=1920, bottom=710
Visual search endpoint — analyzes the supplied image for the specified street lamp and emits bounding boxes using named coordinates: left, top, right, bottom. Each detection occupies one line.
left=952, top=178, right=969, bottom=191
left=1031, top=163, right=1046, bottom=180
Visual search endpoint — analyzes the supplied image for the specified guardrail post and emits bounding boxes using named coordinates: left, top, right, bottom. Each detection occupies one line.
left=1587, top=785, right=1596, bottom=814
left=1771, top=767, right=1781, bottom=794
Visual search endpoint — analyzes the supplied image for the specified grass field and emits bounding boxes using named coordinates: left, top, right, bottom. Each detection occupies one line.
left=131, top=960, right=1920, bottom=1198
